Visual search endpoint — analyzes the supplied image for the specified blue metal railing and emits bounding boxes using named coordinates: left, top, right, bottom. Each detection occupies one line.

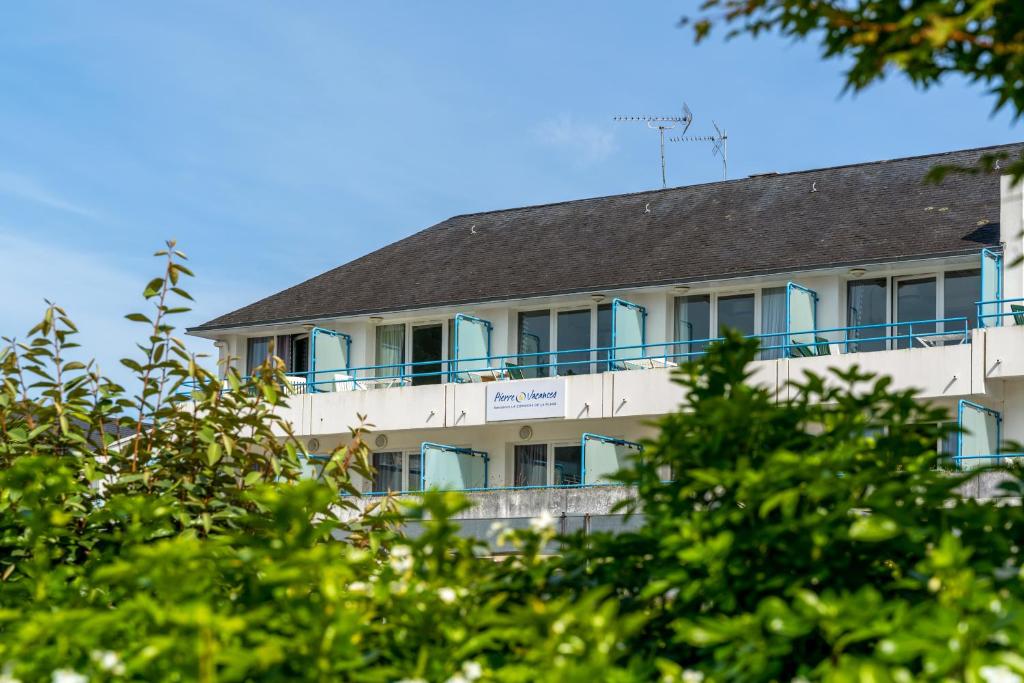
left=952, top=453, right=1024, bottom=468
left=977, top=297, right=1024, bottom=327
left=182, top=316, right=974, bottom=396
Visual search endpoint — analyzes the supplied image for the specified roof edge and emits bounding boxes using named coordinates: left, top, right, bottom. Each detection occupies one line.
left=186, top=246, right=987, bottom=334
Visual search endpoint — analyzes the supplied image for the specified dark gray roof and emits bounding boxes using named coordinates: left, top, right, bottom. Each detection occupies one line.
left=191, top=143, right=1019, bottom=332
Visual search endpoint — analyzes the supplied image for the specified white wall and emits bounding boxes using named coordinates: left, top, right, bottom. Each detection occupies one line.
left=1002, top=175, right=1024, bottom=303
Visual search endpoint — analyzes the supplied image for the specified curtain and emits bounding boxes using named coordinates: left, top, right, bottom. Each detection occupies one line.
left=407, top=453, right=422, bottom=491
left=761, top=287, right=786, bottom=360
left=246, top=337, right=271, bottom=375
left=375, top=324, right=405, bottom=378
left=275, top=335, right=293, bottom=371
left=514, top=444, right=547, bottom=487
left=371, top=452, right=403, bottom=492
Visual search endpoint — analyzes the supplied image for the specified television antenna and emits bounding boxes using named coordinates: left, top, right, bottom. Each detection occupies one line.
left=614, top=103, right=693, bottom=188
left=669, top=121, right=728, bottom=180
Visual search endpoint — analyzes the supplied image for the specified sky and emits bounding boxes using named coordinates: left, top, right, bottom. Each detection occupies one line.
left=0, top=2, right=1019, bottom=387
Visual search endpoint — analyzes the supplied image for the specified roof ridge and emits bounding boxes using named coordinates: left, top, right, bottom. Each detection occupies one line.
left=443, top=142, right=1023, bottom=221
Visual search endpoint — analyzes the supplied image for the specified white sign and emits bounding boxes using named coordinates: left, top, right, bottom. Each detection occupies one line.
left=485, top=378, right=566, bottom=422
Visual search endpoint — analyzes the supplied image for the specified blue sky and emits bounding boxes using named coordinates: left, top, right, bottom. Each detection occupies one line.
left=0, top=2, right=1018, bottom=385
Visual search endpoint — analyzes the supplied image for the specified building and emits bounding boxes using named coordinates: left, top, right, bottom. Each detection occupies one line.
left=188, top=144, right=1024, bottom=532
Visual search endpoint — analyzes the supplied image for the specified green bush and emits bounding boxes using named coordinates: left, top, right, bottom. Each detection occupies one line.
left=2, top=245, right=1023, bottom=682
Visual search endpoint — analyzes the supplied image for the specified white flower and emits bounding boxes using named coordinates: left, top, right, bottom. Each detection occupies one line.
left=51, top=671, right=87, bottom=683
left=390, top=546, right=414, bottom=573
left=461, top=661, right=483, bottom=680
left=488, top=521, right=506, bottom=536
left=682, top=670, right=704, bottom=683
left=530, top=510, right=556, bottom=533
left=348, top=581, right=369, bottom=594
left=438, top=587, right=457, bottom=604
left=0, top=663, right=21, bottom=683
left=980, top=665, right=1023, bottom=683
left=444, top=675, right=469, bottom=683
left=90, top=651, right=124, bottom=675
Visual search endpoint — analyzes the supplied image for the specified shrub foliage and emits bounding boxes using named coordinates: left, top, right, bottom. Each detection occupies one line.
left=2, top=246, right=1024, bottom=682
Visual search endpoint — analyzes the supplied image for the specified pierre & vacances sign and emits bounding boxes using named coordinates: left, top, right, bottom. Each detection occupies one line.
left=484, top=377, right=566, bottom=422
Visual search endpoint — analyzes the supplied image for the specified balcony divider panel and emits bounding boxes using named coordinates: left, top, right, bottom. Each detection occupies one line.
left=452, top=314, right=492, bottom=382
left=980, top=247, right=1003, bottom=327
left=957, top=400, right=1001, bottom=469
left=309, top=327, right=352, bottom=392
left=610, top=298, right=647, bottom=369
left=785, top=282, right=819, bottom=357
left=420, top=442, right=489, bottom=490
left=582, top=433, right=643, bottom=485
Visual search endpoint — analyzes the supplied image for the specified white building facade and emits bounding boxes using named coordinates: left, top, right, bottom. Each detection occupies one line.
left=188, top=145, right=1024, bottom=512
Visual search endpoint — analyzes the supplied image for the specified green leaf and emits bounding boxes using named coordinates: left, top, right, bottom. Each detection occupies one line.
left=143, top=277, right=164, bottom=298
left=849, top=515, right=901, bottom=542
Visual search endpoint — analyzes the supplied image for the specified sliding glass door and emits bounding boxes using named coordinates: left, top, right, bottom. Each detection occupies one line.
left=375, top=324, right=405, bottom=378
left=674, top=295, right=710, bottom=360
left=895, top=277, right=936, bottom=349
left=717, top=293, right=755, bottom=336
left=518, top=311, right=550, bottom=379
left=556, top=309, right=592, bottom=375
left=411, top=324, right=442, bottom=385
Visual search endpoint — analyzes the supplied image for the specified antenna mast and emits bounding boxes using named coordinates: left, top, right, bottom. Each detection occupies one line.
left=669, top=121, right=728, bottom=180
left=614, top=103, right=693, bottom=188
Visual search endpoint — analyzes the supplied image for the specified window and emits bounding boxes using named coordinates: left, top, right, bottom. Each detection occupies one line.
left=513, top=444, right=547, bottom=486
left=718, top=293, right=755, bottom=336
left=411, top=324, right=443, bottom=386
left=553, top=445, right=582, bottom=485
left=895, top=277, right=936, bottom=349
left=556, top=309, right=592, bottom=375
left=514, top=443, right=583, bottom=487
left=760, top=287, right=786, bottom=360
left=674, top=295, right=710, bottom=360
left=595, top=304, right=612, bottom=373
left=274, top=334, right=309, bottom=374
left=847, top=278, right=887, bottom=352
left=407, top=452, right=422, bottom=491
left=944, top=269, right=981, bottom=334
left=369, top=451, right=421, bottom=493
left=375, top=324, right=406, bottom=378
left=246, top=336, right=271, bottom=375
left=518, top=310, right=551, bottom=379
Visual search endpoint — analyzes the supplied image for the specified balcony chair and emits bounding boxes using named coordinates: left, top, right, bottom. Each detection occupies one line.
left=791, top=336, right=832, bottom=358
left=1012, top=304, right=1024, bottom=326
left=504, top=362, right=526, bottom=380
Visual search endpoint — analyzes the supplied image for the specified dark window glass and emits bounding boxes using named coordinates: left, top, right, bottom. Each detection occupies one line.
left=595, top=304, right=612, bottom=373
left=718, top=294, right=755, bottom=336
left=407, top=453, right=422, bottom=491
left=371, top=452, right=403, bottom=492
left=514, top=444, right=547, bottom=487
left=895, top=277, right=936, bottom=349
left=291, top=335, right=309, bottom=374
left=557, top=309, right=592, bottom=376
left=411, top=324, right=443, bottom=386
left=553, top=445, right=582, bottom=486
left=246, top=336, right=271, bottom=375
left=944, top=269, right=981, bottom=336
left=518, top=311, right=550, bottom=378
left=847, top=278, right=887, bottom=352
left=674, top=295, right=710, bottom=360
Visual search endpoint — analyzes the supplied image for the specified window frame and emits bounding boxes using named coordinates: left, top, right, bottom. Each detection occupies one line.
left=367, top=450, right=422, bottom=493
left=509, top=439, right=591, bottom=487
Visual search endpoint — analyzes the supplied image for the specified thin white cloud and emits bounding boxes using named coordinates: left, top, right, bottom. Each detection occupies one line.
left=0, top=230, right=229, bottom=389
left=535, top=115, right=617, bottom=165
left=0, top=170, right=100, bottom=219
